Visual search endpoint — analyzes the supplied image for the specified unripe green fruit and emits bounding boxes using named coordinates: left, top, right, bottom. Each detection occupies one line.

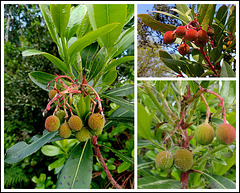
left=59, top=122, right=71, bottom=138
left=176, top=26, right=187, bottom=37
left=75, top=127, right=91, bottom=142
left=195, top=38, right=207, bottom=48
left=88, top=113, right=105, bottom=130
left=197, top=30, right=208, bottom=41
left=216, top=123, right=236, bottom=145
left=69, top=95, right=73, bottom=105
left=90, top=127, right=103, bottom=136
left=178, top=44, right=190, bottom=56
left=56, top=110, right=66, bottom=122
left=68, top=115, right=83, bottom=131
left=207, top=28, right=214, bottom=36
left=174, top=149, right=193, bottom=172
left=155, top=151, right=173, bottom=170
left=49, top=89, right=57, bottom=99
left=45, top=115, right=60, bottom=132
left=163, top=31, right=176, bottom=44
left=185, top=29, right=198, bottom=41
left=194, top=123, right=215, bottom=145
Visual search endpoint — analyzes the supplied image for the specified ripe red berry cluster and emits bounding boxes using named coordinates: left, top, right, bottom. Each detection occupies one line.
left=163, top=22, right=214, bottom=56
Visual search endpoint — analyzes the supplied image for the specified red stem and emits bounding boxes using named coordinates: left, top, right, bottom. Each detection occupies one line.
left=180, top=172, right=189, bottom=189
left=91, top=136, right=122, bottom=189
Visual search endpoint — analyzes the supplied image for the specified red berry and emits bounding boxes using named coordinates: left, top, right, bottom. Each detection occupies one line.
left=176, top=26, right=187, bottom=37
left=197, top=30, right=208, bottom=41
left=195, top=38, right=207, bottom=48
left=185, top=29, right=198, bottom=41
left=163, top=31, right=176, bottom=44
left=178, top=44, right=190, bottom=56
left=207, top=28, right=214, bottom=36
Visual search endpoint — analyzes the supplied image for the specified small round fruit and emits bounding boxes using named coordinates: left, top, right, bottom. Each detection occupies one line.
left=178, top=44, right=190, bottom=56
left=68, top=115, right=83, bottom=131
left=88, top=113, right=105, bottom=130
left=216, top=123, right=236, bottom=145
left=45, top=115, right=60, bottom=132
left=75, top=127, right=91, bottom=142
left=90, top=127, right=103, bottom=136
left=185, top=29, right=198, bottom=41
left=223, top=45, right=227, bottom=50
left=194, top=123, right=215, bottom=145
left=163, top=31, right=176, bottom=44
left=195, top=38, right=207, bottom=48
left=227, top=41, right=232, bottom=46
left=176, top=26, right=187, bottom=37
left=197, top=30, right=208, bottom=42
left=59, top=122, right=71, bottom=138
left=49, top=89, right=57, bottom=99
left=174, top=149, right=193, bottom=172
left=56, top=110, right=66, bottom=122
left=155, top=151, right=173, bottom=170
left=207, top=28, right=214, bottom=36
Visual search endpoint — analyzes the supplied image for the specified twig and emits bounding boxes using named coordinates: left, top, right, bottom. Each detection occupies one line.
left=200, top=93, right=210, bottom=123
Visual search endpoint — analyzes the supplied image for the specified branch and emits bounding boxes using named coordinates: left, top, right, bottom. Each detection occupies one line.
left=91, top=136, right=122, bottom=189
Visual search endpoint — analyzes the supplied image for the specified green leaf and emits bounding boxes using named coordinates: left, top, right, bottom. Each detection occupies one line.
left=5, top=131, right=57, bottom=164
left=48, top=157, right=66, bottom=171
left=203, top=172, right=236, bottom=189
left=68, top=23, right=119, bottom=59
left=72, top=95, right=89, bottom=121
left=76, top=12, right=91, bottom=38
left=56, top=140, right=93, bottom=189
left=102, top=70, right=118, bottom=85
left=138, top=176, right=181, bottom=189
left=29, top=71, right=56, bottom=91
left=199, top=4, right=216, bottom=31
left=101, top=145, right=133, bottom=165
left=41, top=145, right=63, bottom=157
left=175, top=4, right=193, bottom=21
left=125, top=4, right=134, bottom=25
left=117, top=162, right=131, bottom=173
left=220, top=61, right=235, bottom=77
left=151, top=11, right=187, bottom=25
left=101, top=94, right=134, bottom=112
left=159, top=51, right=181, bottom=74
left=104, top=56, right=134, bottom=72
left=23, top=49, right=68, bottom=74
left=137, top=103, right=151, bottom=140
left=39, top=4, right=60, bottom=45
left=216, top=5, right=228, bottom=26
left=86, top=4, right=127, bottom=48
left=138, top=14, right=176, bottom=33
left=65, top=5, right=87, bottom=41
left=50, top=4, right=71, bottom=38
left=102, top=84, right=134, bottom=96
left=220, top=81, right=236, bottom=107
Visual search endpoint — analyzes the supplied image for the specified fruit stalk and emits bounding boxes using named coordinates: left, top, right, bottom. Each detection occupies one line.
left=200, top=93, right=211, bottom=123
left=91, top=136, right=122, bottom=189
left=180, top=172, right=189, bottom=189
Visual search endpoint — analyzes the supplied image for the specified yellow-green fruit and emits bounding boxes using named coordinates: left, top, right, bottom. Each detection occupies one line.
left=56, top=110, right=66, bottom=122
left=194, top=123, right=215, bottom=145
left=59, top=122, right=71, bottom=138
left=45, top=115, right=60, bottom=132
left=68, top=115, right=83, bottom=131
left=75, top=127, right=91, bottom=142
left=49, top=89, right=57, bottom=99
left=155, top=151, right=173, bottom=170
left=174, top=149, right=193, bottom=172
left=216, top=123, right=236, bottom=145
left=69, top=95, right=73, bottom=105
left=90, top=127, right=103, bottom=136
left=88, top=113, right=105, bottom=130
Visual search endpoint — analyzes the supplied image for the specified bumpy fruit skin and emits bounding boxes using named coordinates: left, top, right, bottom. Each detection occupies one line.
left=68, top=115, right=83, bottom=131
left=197, top=30, right=208, bottom=41
left=174, top=149, right=193, bottom=172
left=155, top=151, right=173, bottom=170
left=195, top=38, right=207, bottom=48
left=49, top=89, right=57, bottom=99
left=194, top=123, right=215, bottom=145
left=207, top=28, right=214, bottom=36
left=185, top=29, right=198, bottom=41
left=176, top=26, right=187, bottom=37
left=178, top=44, right=190, bottom=56
left=45, top=115, right=60, bottom=132
left=56, top=110, right=66, bottom=122
left=163, top=31, right=176, bottom=44
left=90, top=127, right=103, bottom=136
left=75, top=127, right=91, bottom=142
left=216, top=123, right=236, bottom=145
left=88, top=113, right=105, bottom=130
left=59, top=122, right=71, bottom=138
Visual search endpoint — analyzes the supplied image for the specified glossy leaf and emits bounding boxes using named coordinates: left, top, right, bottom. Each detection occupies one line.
left=151, top=11, right=187, bottom=25
left=68, top=23, right=119, bottom=59
left=65, top=5, right=87, bottom=41
left=220, top=61, right=236, bottom=77
left=125, top=4, right=134, bottom=25
left=117, top=162, right=131, bottom=173
left=23, top=49, right=68, bottom=74
left=203, top=173, right=236, bottom=189
left=102, top=70, right=118, bottom=85
left=5, top=131, right=58, bottom=164
left=76, top=12, right=91, bottom=38
left=50, top=4, right=71, bottom=38
left=175, top=4, right=193, bottom=22
left=48, top=157, right=66, bottom=171
left=87, top=4, right=127, bottom=48
left=102, top=84, right=134, bottom=96
left=220, top=81, right=236, bottom=107
left=138, top=14, right=176, bottom=33
left=159, top=51, right=181, bottom=74
left=56, top=140, right=93, bottom=189
left=199, top=4, right=216, bottom=31
left=137, top=103, right=151, bottom=140
left=104, top=56, right=134, bottom=72
left=41, top=145, right=64, bottom=157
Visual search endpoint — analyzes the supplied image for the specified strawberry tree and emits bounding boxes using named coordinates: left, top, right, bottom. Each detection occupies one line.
left=5, top=4, right=134, bottom=189
left=138, top=4, right=236, bottom=77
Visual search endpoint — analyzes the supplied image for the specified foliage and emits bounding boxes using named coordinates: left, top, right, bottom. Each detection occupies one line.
left=4, top=4, right=134, bottom=189
left=137, top=80, right=236, bottom=189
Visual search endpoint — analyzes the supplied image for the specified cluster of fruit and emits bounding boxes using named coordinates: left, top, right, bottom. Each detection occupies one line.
left=163, top=21, right=214, bottom=56
left=155, top=122, right=236, bottom=172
